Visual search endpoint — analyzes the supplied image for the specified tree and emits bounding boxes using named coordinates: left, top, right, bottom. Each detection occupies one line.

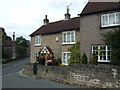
left=15, top=36, right=29, bottom=58
left=68, top=42, right=81, bottom=65
left=102, top=28, right=120, bottom=65
left=2, top=28, right=12, bottom=40
left=15, top=36, right=28, bottom=47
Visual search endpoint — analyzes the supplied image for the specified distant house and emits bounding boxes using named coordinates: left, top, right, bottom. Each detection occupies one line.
left=2, top=40, right=16, bottom=59
left=80, top=2, right=120, bottom=63
left=1, top=27, right=16, bottom=60
left=30, top=8, right=80, bottom=65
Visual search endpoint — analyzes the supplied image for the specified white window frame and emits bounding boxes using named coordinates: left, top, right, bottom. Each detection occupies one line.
left=62, top=31, right=76, bottom=44
left=101, top=12, right=120, bottom=27
left=62, top=52, right=71, bottom=65
left=92, top=45, right=111, bottom=62
left=34, top=35, right=41, bottom=46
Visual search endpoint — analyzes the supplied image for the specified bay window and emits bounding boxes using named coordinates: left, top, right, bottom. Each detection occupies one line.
left=101, top=12, right=120, bottom=27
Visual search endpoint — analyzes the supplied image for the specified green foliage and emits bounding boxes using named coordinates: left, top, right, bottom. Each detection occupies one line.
left=103, top=28, right=120, bottom=65
left=81, top=53, right=88, bottom=64
left=2, top=47, right=9, bottom=59
left=15, top=36, right=28, bottom=47
left=37, top=55, right=45, bottom=65
left=2, top=29, right=12, bottom=40
left=1, top=58, right=9, bottom=64
left=16, top=45, right=27, bottom=58
left=90, top=54, right=98, bottom=65
left=52, top=58, right=62, bottom=66
left=68, top=42, right=81, bottom=65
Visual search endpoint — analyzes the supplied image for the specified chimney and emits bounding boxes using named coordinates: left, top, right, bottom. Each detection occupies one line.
left=13, top=32, right=15, bottom=41
left=43, top=15, right=49, bottom=25
left=65, top=7, right=71, bottom=20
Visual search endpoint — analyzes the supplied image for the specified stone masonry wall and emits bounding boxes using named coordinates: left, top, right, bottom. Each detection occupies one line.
left=22, top=64, right=120, bottom=88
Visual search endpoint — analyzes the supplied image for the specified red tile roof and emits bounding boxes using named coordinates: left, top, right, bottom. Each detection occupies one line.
left=30, top=17, right=80, bottom=36
left=80, top=2, right=120, bottom=15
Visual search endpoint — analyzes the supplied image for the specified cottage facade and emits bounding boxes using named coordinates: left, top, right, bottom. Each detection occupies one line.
left=80, top=2, right=120, bottom=63
left=30, top=10, right=80, bottom=65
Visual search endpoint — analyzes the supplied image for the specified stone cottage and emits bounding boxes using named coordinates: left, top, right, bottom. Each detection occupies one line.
left=80, top=1, right=120, bottom=63
left=30, top=8, right=80, bottom=65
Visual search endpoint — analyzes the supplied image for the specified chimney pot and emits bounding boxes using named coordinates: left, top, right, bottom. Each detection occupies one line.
left=43, top=15, right=49, bottom=25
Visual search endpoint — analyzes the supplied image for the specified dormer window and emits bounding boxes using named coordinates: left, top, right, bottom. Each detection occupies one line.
left=101, top=12, right=120, bottom=27
left=35, top=35, right=41, bottom=46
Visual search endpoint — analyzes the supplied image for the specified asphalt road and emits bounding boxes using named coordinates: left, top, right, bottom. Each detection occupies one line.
left=2, top=58, right=79, bottom=88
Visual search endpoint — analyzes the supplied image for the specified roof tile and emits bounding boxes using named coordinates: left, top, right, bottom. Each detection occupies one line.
left=30, top=17, right=80, bottom=36
left=81, top=2, right=120, bottom=15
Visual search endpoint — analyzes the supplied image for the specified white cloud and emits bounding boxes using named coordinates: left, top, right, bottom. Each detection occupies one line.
left=0, top=0, right=88, bottom=40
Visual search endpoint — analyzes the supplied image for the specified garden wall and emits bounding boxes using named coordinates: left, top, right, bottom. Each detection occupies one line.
left=22, top=64, right=120, bottom=88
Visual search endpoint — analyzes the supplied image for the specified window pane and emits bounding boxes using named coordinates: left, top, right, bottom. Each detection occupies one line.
left=63, top=53, right=66, bottom=63
left=67, top=33, right=70, bottom=43
left=95, top=51, right=98, bottom=56
left=119, top=12, right=120, bottom=24
left=63, top=34, right=66, bottom=42
left=71, top=33, right=74, bottom=42
left=108, top=56, right=111, bottom=60
left=67, top=53, right=70, bottom=60
left=108, top=51, right=111, bottom=55
left=116, top=12, right=120, bottom=24
left=109, top=13, right=115, bottom=25
left=103, top=46, right=106, bottom=50
left=102, top=15, right=108, bottom=26
left=103, top=56, right=106, bottom=60
left=36, top=36, right=41, bottom=44
left=93, top=46, right=95, bottom=50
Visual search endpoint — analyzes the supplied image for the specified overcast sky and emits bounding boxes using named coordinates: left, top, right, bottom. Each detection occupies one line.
left=0, top=0, right=89, bottom=40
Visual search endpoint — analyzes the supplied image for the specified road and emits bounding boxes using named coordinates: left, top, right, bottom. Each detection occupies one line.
left=2, top=58, right=79, bottom=88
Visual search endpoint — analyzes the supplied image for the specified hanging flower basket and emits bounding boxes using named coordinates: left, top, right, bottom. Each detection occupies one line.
left=45, top=55, right=52, bottom=60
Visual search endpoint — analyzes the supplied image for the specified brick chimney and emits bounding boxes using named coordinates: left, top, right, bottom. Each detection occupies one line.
left=43, top=15, right=49, bottom=25
left=13, top=32, right=15, bottom=41
left=65, top=7, right=71, bottom=20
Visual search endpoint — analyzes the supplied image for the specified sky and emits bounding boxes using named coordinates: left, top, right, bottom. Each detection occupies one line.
left=0, top=0, right=89, bottom=40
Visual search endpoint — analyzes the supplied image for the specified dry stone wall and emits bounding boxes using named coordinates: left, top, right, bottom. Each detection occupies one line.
left=22, top=64, right=120, bottom=88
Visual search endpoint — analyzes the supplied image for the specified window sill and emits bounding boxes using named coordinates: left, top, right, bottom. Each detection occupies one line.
left=61, top=42, right=76, bottom=45
left=62, top=63, right=68, bottom=65
left=100, top=24, right=120, bottom=29
left=34, top=44, right=41, bottom=47
left=98, top=60, right=110, bottom=63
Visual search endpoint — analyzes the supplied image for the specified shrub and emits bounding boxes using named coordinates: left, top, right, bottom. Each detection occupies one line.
left=68, top=42, right=81, bottom=65
left=2, top=58, right=9, bottom=64
left=37, top=55, right=45, bottom=65
left=90, top=54, right=98, bottom=65
left=52, top=58, right=61, bottom=66
left=102, top=28, right=120, bottom=65
left=81, top=53, right=88, bottom=64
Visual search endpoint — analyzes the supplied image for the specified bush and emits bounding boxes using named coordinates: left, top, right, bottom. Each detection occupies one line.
left=2, top=58, right=9, bottom=64
left=68, top=42, right=81, bottom=65
left=52, top=58, right=61, bottom=66
left=90, top=54, right=98, bottom=65
left=103, top=28, right=120, bottom=65
left=111, top=50, right=120, bottom=65
left=81, top=53, right=88, bottom=64
left=37, top=55, right=45, bottom=65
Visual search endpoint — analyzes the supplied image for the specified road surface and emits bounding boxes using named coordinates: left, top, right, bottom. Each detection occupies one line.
left=2, top=58, right=79, bottom=88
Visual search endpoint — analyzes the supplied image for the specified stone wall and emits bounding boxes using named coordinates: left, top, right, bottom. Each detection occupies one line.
left=22, top=64, right=120, bottom=88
